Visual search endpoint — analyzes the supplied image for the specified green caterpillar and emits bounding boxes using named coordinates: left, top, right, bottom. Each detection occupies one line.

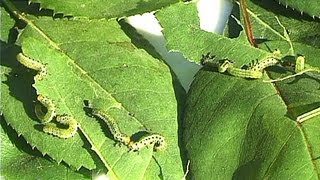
left=91, top=108, right=131, bottom=145
left=86, top=100, right=166, bottom=152
left=201, top=50, right=282, bottom=79
left=43, top=114, right=78, bottom=139
left=16, top=53, right=47, bottom=80
left=35, top=95, right=78, bottom=138
left=35, top=94, right=56, bottom=123
left=128, top=133, right=166, bottom=152
left=201, top=54, right=262, bottom=79
left=218, top=60, right=263, bottom=79
left=247, top=50, right=281, bottom=71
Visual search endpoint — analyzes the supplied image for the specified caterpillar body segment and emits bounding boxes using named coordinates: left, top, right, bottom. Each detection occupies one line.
left=91, top=109, right=131, bottom=145
left=35, top=95, right=56, bottom=123
left=295, top=55, right=305, bottom=73
left=218, top=60, right=263, bottom=79
left=16, top=53, right=47, bottom=80
left=201, top=55, right=264, bottom=79
left=114, top=133, right=131, bottom=146
left=218, top=60, right=233, bottom=73
left=227, top=67, right=263, bottom=79
left=85, top=100, right=166, bottom=152
left=128, top=133, right=166, bottom=152
left=247, top=50, right=282, bottom=71
left=248, top=57, right=280, bottom=71
left=43, top=114, right=78, bottom=139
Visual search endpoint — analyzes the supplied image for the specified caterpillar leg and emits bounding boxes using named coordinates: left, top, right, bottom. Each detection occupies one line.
left=16, top=53, right=47, bottom=80
left=297, top=107, right=320, bottom=123
left=128, top=133, right=166, bottom=152
left=35, top=95, right=56, bottom=123
left=43, top=114, right=78, bottom=138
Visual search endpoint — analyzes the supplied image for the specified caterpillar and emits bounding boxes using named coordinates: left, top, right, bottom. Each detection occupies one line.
left=16, top=53, right=47, bottom=80
left=43, top=114, right=78, bottom=138
left=86, top=100, right=166, bottom=152
left=201, top=54, right=263, bottom=79
left=35, top=95, right=78, bottom=138
left=87, top=104, right=130, bottom=145
left=295, top=55, right=305, bottom=73
left=248, top=57, right=280, bottom=71
left=227, top=67, right=263, bottom=79
left=128, top=133, right=166, bottom=152
left=247, top=50, right=281, bottom=71
left=35, top=95, right=56, bottom=123
left=219, top=60, right=263, bottom=79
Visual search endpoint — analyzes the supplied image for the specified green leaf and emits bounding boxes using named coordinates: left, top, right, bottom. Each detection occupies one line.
left=0, top=118, right=90, bottom=179
left=277, top=0, right=320, bottom=17
left=156, top=2, right=271, bottom=65
left=2, top=14, right=184, bottom=179
left=184, top=67, right=320, bottom=179
left=246, top=0, right=320, bottom=48
left=157, top=1, right=320, bottom=179
left=0, top=7, right=15, bottom=42
left=28, top=0, right=179, bottom=19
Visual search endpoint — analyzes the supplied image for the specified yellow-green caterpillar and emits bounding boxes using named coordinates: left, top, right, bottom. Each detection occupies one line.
left=35, top=94, right=56, bottom=123
left=248, top=50, right=281, bottom=71
left=35, top=95, right=78, bottom=138
left=43, top=114, right=78, bottom=139
left=86, top=100, right=166, bottom=152
left=248, top=57, right=280, bottom=71
left=18, top=53, right=79, bottom=138
left=201, top=54, right=263, bottom=79
left=16, top=53, right=47, bottom=80
left=201, top=51, right=283, bottom=79
left=128, top=133, right=166, bottom=152
left=91, top=109, right=131, bottom=145
left=219, top=60, right=263, bottom=79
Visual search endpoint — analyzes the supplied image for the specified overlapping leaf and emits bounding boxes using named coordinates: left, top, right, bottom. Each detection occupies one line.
left=156, top=1, right=320, bottom=179
left=156, top=2, right=272, bottom=64
left=1, top=15, right=184, bottom=179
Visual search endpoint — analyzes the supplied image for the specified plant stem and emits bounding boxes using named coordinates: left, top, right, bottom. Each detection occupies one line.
left=239, top=0, right=256, bottom=47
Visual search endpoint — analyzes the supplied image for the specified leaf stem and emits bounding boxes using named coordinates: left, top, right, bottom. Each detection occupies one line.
left=239, top=0, right=256, bottom=47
